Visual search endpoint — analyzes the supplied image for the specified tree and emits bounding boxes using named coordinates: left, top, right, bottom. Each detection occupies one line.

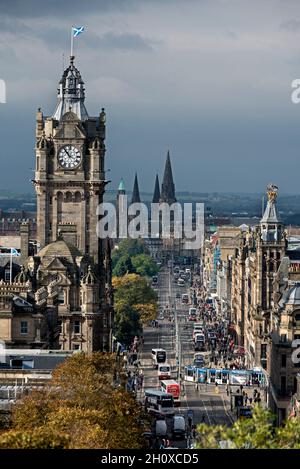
left=195, top=405, right=300, bottom=449
left=113, top=254, right=135, bottom=277
left=1, top=353, right=147, bottom=449
left=112, top=239, right=148, bottom=271
left=113, top=274, right=158, bottom=344
left=131, top=254, right=159, bottom=277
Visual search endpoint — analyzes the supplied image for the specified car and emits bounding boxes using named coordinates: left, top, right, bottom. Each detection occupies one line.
left=176, top=293, right=181, bottom=299
left=171, top=415, right=186, bottom=439
left=155, top=419, right=167, bottom=437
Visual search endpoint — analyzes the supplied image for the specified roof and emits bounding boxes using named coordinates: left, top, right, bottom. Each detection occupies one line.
left=118, top=178, right=125, bottom=192
left=38, top=239, right=81, bottom=261
left=261, top=198, right=280, bottom=224
left=279, top=283, right=300, bottom=307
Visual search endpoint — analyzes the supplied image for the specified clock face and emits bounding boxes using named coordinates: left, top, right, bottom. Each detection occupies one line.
left=58, top=145, right=81, bottom=169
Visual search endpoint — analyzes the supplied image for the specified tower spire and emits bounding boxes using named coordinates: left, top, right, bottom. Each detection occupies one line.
left=131, top=173, right=141, bottom=204
left=160, top=150, right=176, bottom=204
left=260, top=183, right=283, bottom=242
left=152, top=174, right=160, bottom=203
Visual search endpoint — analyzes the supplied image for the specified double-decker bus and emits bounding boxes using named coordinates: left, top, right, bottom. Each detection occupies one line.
left=161, top=379, right=181, bottom=406
left=151, top=348, right=167, bottom=369
left=144, top=389, right=174, bottom=416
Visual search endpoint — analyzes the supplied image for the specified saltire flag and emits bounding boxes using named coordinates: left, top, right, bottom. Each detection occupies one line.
left=73, top=26, right=84, bottom=37
left=10, top=248, right=20, bottom=257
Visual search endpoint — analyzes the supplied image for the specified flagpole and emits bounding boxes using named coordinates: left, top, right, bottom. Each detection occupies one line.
left=70, top=26, right=74, bottom=59
left=10, top=248, right=12, bottom=284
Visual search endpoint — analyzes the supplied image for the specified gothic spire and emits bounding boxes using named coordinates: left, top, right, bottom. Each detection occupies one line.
left=131, top=173, right=141, bottom=204
left=160, top=150, right=176, bottom=204
left=152, top=174, right=161, bottom=203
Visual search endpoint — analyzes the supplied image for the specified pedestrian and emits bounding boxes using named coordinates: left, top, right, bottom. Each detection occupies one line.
left=201, top=414, right=206, bottom=423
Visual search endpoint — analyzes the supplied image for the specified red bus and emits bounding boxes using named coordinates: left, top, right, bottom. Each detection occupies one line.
left=161, top=380, right=180, bottom=406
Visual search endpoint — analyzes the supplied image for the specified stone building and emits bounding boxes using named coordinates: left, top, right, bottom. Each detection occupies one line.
left=0, top=55, right=113, bottom=352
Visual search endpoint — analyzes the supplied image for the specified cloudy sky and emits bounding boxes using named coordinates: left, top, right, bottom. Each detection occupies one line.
left=1, top=0, right=300, bottom=194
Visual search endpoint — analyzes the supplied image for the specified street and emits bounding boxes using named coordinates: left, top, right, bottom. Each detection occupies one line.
left=139, top=266, right=235, bottom=447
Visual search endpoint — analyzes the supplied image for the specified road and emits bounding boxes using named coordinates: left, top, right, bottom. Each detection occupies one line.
left=139, top=266, right=234, bottom=445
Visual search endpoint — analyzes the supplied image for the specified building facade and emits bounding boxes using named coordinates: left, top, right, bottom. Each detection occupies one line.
left=0, top=56, right=113, bottom=353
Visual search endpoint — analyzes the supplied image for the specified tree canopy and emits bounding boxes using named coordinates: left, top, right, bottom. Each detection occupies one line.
left=196, top=405, right=300, bottom=449
left=113, top=273, right=158, bottom=345
left=0, top=353, right=147, bottom=449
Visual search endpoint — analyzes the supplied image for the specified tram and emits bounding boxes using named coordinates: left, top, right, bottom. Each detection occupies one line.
left=184, top=365, right=265, bottom=387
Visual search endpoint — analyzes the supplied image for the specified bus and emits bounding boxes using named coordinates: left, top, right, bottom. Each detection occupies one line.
left=152, top=276, right=158, bottom=286
left=157, top=363, right=171, bottom=380
left=161, top=380, right=180, bottom=406
left=144, top=389, right=175, bottom=416
left=181, top=293, right=189, bottom=304
left=151, top=348, right=167, bottom=369
left=188, top=308, right=197, bottom=321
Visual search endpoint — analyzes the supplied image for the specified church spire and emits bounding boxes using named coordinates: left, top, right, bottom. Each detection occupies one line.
left=52, top=56, right=88, bottom=122
left=131, top=173, right=141, bottom=204
left=160, top=150, right=176, bottom=204
left=152, top=174, right=160, bottom=203
left=118, top=178, right=126, bottom=194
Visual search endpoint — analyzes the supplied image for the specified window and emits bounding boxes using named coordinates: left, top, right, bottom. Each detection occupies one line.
left=280, top=334, right=287, bottom=343
left=20, top=321, right=28, bottom=334
left=281, top=376, right=286, bottom=395
left=281, top=354, right=287, bottom=367
left=57, top=320, right=62, bottom=333
left=58, top=291, right=65, bottom=305
left=73, top=344, right=80, bottom=350
left=74, top=321, right=80, bottom=334
left=261, top=344, right=267, bottom=359
left=4, top=270, right=10, bottom=282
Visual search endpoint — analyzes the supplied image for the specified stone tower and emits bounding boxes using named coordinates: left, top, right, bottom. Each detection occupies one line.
left=160, top=151, right=176, bottom=204
left=30, top=56, right=113, bottom=352
left=33, top=56, right=106, bottom=267
left=152, top=174, right=160, bottom=203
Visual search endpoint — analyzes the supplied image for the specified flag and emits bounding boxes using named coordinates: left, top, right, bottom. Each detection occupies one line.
left=10, top=248, right=20, bottom=257
left=73, top=26, right=84, bottom=37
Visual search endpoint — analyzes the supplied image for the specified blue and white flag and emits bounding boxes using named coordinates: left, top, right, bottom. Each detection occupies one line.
left=73, top=26, right=84, bottom=37
left=10, top=248, right=20, bottom=257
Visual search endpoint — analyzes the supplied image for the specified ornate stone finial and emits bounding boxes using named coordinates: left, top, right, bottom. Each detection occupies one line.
left=100, top=108, right=106, bottom=123
left=82, top=265, right=95, bottom=285
left=267, top=183, right=278, bottom=202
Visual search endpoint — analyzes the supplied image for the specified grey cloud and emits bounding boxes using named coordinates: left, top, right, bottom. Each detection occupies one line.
left=280, top=19, right=300, bottom=32
left=99, top=32, right=157, bottom=51
left=0, top=0, right=137, bottom=18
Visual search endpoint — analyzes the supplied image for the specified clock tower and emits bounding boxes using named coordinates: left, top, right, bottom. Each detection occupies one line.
left=31, top=56, right=113, bottom=352
left=34, top=56, right=106, bottom=265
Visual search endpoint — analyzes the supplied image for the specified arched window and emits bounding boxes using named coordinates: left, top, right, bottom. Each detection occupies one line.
left=75, top=191, right=81, bottom=203
left=65, top=191, right=72, bottom=202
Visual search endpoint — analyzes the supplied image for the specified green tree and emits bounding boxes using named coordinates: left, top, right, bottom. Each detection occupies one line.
left=112, top=239, right=148, bottom=270
left=113, top=254, right=135, bottom=277
left=195, top=405, right=300, bottom=449
left=132, top=254, right=159, bottom=277
left=113, top=274, right=158, bottom=344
